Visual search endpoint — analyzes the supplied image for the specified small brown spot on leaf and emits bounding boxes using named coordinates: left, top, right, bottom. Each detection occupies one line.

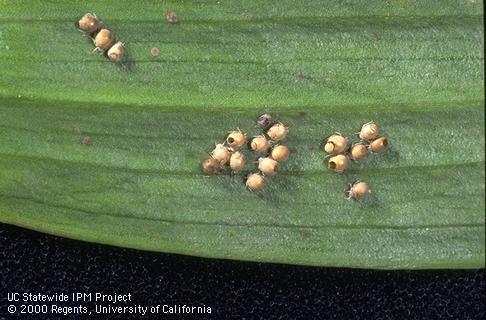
left=82, top=136, right=92, bottom=145
left=372, top=31, right=381, bottom=40
left=299, top=228, right=310, bottom=240
left=308, top=144, right=316, bottom=151
left=165, top=11, right=179, bottom=23
left=151, top=47, right=160, bottom=57
left=371, top=63, right=380, bottom=71
left=296, top=68, right=303, bottom=79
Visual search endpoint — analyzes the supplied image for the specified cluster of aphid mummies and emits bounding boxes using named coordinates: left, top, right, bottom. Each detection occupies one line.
left=323, top=121, right=389, bottom=200
left=202, top=114, right=290, bottom=191
left=77, top=13, right=125, bottom=62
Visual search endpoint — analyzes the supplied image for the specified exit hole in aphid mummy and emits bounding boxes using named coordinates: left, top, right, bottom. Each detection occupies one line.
left=329, top=161, right=337, bottom=170
left=227, top=137, right=235, bottom=144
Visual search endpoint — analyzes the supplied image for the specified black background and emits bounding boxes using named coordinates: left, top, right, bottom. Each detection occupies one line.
left=1, top=223, right=484, bottom=320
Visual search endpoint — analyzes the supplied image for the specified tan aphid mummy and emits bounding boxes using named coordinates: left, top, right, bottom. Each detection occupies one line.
left=324, top=134, right=348, bottom=155
left=107, top=41, right=125, bottom=62
left=359, top=121, right=380, bottom=140
left=258, top=157, right=279, bottom=176
left=78, top=13, right=101, bottom=33
left=246, top=173, right=265, bottom=191
left=201, top=157, right=224, bottom=175
left=93, top=28, right=114, bottom=51
left=327, top=154, right=349, bottom=173
left=226, top=130, right=247, bottom=149
left=369, top=136, right=388, bottom=153
left=250, top=135, right=270, bottom=153
left=271, top=145, right=290, bottom=161
left=229, top=151, right=246, bottom=172
left=211, top=143, right=232, bottom=165
left=347, top=181, right=370, bottom=200
left=267, top=122, right=288, bottom=141
left=350, top=143, right=368, bottom=160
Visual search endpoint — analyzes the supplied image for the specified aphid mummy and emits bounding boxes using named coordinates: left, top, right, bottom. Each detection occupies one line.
left=271, top=145, right=290, bottom=161
left=78, top=13, right=101, bottom=33
left=201, top=157, right=224, bottom=175
left=107, top=41, right=125, bottom=62
left=350, top=143, right=368, bottom=160
left=93, top=28, right=114, bottom=52
left=211, top=143, right=231, bottom=165
left=229, top=151, right=246, bottom=172
left=249, top=135, right=270, bottom=153
left=359, top=121, right=379, bottom=140
left=246, top=173, right=265, bottom=191
left=226, top=130, right=247, bottom=149
left=258, top=157, right=279, bottom=176
left=369, top=136, right=388, bottom=153
left=347, top=180, right=370, bottom=200
left=267, top=122, right=288, bottom=141
left=256, top=114, right=274, bottom=131
left=324, top=134, right=349, bottom=155
left=327, top=154, right=349, bottom=173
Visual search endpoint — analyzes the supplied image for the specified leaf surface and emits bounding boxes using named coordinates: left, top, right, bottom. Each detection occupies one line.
left=0, top=0, right=484, bottom=268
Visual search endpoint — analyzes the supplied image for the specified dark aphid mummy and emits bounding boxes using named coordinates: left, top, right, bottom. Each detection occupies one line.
left=256, top=114, right=274, bottom=131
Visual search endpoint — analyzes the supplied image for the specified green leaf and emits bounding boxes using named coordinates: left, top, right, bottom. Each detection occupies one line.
left=0, top=0, right=484, bottom=269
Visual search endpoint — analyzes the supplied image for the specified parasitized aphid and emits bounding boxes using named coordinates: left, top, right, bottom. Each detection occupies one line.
left=327, top=154, right=349, bottom=173
left=229, top=151, right=246, bottom=173
left=369, top=136, right=388, bottom=153
left=93, top=28, right=114, bottom=52
left=249, top=135, right=270, bottom=153
left=211, top=143, right=232, bottom=165
left=226, top=129, right=247, bottom=149
left=246, top=173, right=265, bottom=191
left=78, top=13, right=101, bottom=33
left=359, top=121, right=380, bottom=140
left=201, top=157, right=224, bottom=175
left=350, top=142, right=368, bottom=160
left=107, top=41, right=125, bottom=62
left=256, top=114, right=274, bottom=131
left=324, top=133, right=348, bottom=155
left=267, top=122, right=288, bottom=141
left=258, top=157, right=279, bottom=176
left=346, top=180, right=370, bottom=200
left=270, top=145, right=290, bottom=162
